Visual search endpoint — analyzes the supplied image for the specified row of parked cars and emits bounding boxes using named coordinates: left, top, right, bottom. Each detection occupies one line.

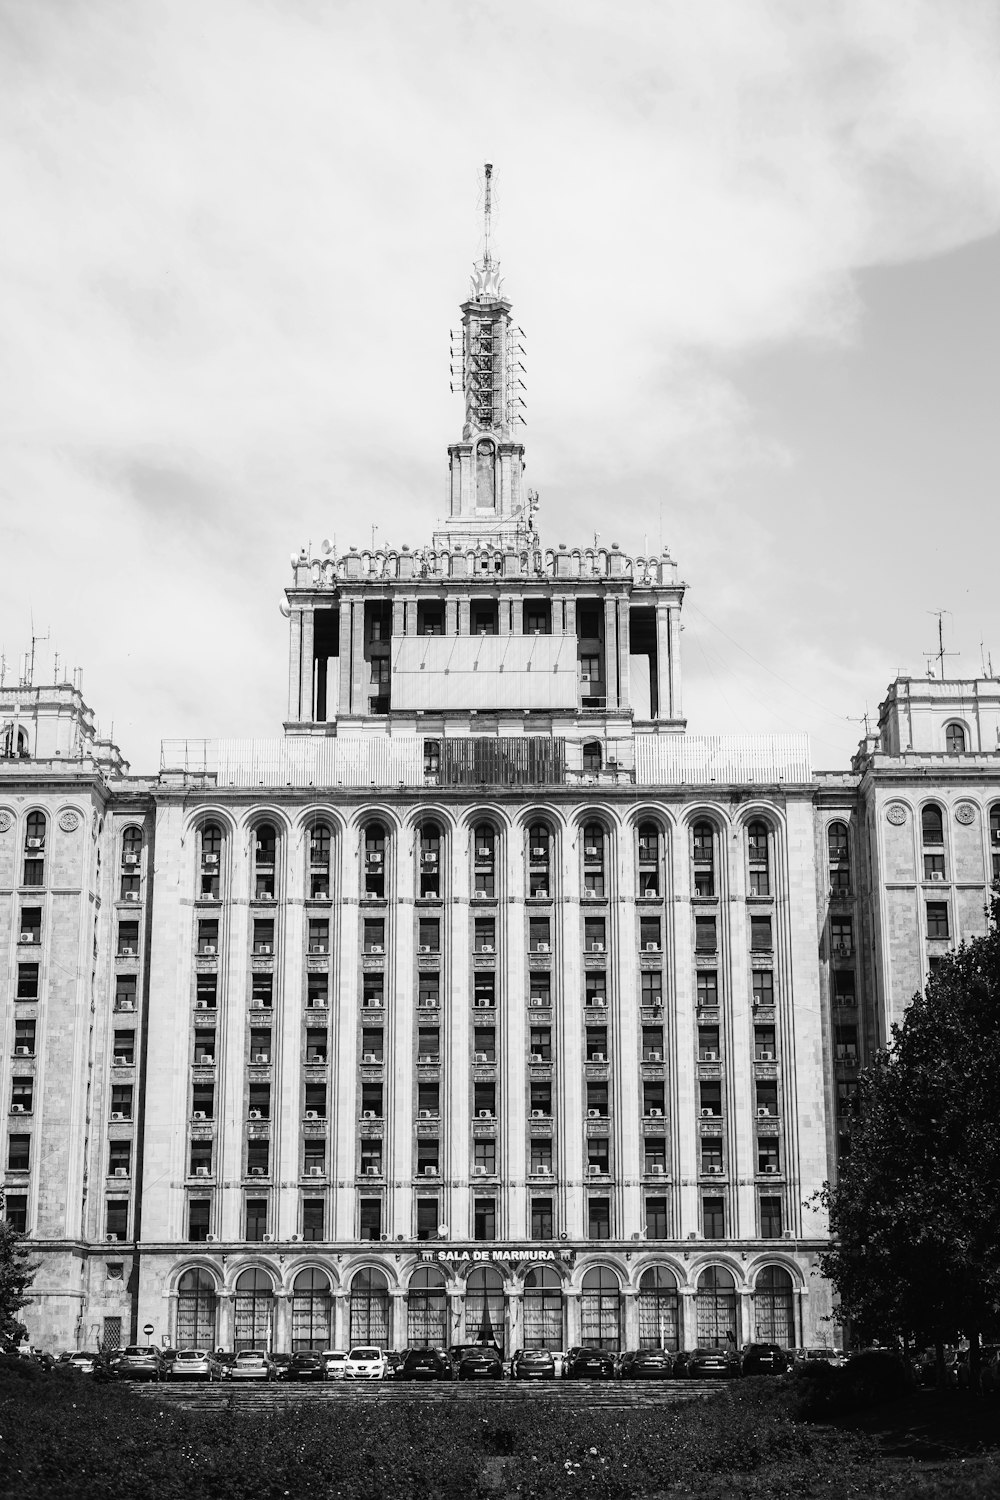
left=50, top=1341, right=849, bottom=1384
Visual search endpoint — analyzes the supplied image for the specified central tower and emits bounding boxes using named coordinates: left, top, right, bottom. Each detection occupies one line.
left=437, top=164, right=530, bottom=552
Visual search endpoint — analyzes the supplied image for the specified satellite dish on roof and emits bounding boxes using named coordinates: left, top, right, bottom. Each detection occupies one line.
left=321, top=538, right=333, bottom=555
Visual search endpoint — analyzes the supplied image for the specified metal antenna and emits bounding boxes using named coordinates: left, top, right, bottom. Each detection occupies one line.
left=483, top=162, right=493, bottom=264
left=849, top=704, right=873, bottom=737
left=924, top=609, right=956, bottom=681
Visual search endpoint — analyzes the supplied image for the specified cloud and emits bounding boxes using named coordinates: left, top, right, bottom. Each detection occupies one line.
left=1, top=0, right=999, bottom=766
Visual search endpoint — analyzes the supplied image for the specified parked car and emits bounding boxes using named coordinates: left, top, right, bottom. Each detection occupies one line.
left=166, top=1349, right=222, bottom=1382
left=793, top=1347, right=846, bottom=1371
left=685, top=1346, right=741, bottom=1379
left=400, top=1347, right=456, bottom=1382
left=321, top=1349, right=349, bottom=1381
left=64, top=1351, right=99, bottom=1376
left=620, top=1348, right=674, bottom=1380
left=117, top=1345, right=165, bottom=1382
left=228, top=1350, right=277, bottom=1382
left=551, top=1350, right=568, bottom=1378
left=453, top=1345, right=503, bottom=1381
left=511, top=1349, right=556, bottom=1380
left=288, top=1351, right=327, bottom=1382
left=216, top=1350, right=238, bottom=1379
left=563, top=1346, right=617, bottom=1379
left=741, top=1343, right=789, bottom=1376
left=271, top=1352, right=292, bottom=1382
left=384, top=1350, right=406, bottom=1380
left=344, top=1346, right=386, bottom=1380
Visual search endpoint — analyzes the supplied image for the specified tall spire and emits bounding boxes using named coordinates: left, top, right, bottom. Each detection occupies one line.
left=470, top=162, right=503, bottom=301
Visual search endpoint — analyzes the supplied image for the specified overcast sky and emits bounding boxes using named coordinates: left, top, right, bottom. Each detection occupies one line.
left=2, top=0, right=999, bottom=772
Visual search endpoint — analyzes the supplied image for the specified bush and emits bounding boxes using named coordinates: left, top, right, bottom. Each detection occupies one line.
left=788, top=1350, right=915, bottom=1421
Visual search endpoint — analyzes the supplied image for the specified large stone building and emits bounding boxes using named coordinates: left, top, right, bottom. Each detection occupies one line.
left=3, top=212, right=999, bottom=1360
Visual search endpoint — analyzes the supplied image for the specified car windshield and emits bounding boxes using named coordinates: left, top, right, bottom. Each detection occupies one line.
left=176, top=1351, right=204, bottom=1360
left=349, top=1349, right=380, bottom=1360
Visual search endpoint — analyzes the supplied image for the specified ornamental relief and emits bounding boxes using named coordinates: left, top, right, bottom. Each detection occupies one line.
left=885, top=803, right=908, bottom=825
left=954, top=803, right=977, bottom=826
left=0, top=809, right=13, bottom=834
left=58, top=808, right=82, bottom=833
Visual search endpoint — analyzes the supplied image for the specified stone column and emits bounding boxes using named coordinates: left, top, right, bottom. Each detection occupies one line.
left=458, top=598, right=471, bottom=636
left=287, top=610, right=303, bottom=721
left=333, top=1291, right=350, bottom=1349
left=505, top=1284, right=523, bottom=1354
left=603, top=598, right=618, bottom=709
left=739, top=1288, right=753, bottom=1345
left=446, top=599, right=459, bottom=637
left=273, top=1288, right=291, bottom=1352
left=668, top=605, right=682, bottom=720
left=679, top=1285, right=697, bottom=1349
left=299, top=607, right=315, bottom=723
left=564, top=1287, right=582, bottom=1348
left=622, top=1286, right=639, bottom=1350
left=216, top=1289, right=234, bottom=1350
left=338, top=600, right=353, bottom=717
left=391, top=1289, right=407, bottom=1350
left=655, top=604, right=671, bottom=722
left=616, top=598, right=631, bottom=714
left=449, top=1287, right=466, bottom=1345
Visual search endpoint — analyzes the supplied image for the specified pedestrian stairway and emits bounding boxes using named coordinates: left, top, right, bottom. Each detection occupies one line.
left=134, top=1379, right=725, bottom=1413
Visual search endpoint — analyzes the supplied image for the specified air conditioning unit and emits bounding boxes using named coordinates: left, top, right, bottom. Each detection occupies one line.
left=250, top=1167, right=266, bottom=1177
left=587, top=1108, right=600, bottom=1119
left=113, top=1054, right=129, bottom=1066
left=530, top=1109, right=545, bottom=1119
left=706, top=1165, right=723, bottom=1176
left=423, top=1165, right=437, bottom=1176
left=363, top=1053, right=379, bottom=1064
left=124, top=892, right=141, bottom=903
left=530, top=1053, right=544, bottom=1063
left=478, top=1109, right=493, bottom=1119
left=362, top=1109, right=376, bottom=1120
left=305, top=1110, right=319, bottom=1121
left=764, top=1164, right=779, bottom=1175
left=312, top=889, right=330, bottom=901
left=249, top=1110, right=262, bottom=1121
left=534, top=890, right=549, bottom=900
left=195, top=1166, right=210, bottom=1178
left=15, top=1046, right=31, bottom=1057
left=120, top=946, right=135, bottom=957
left=193, top=1111, right=207, bottom=1121
left=417, top=998, right=437, bottom=1009
left=423, top=852, right=438, bottom=864
left=645, top=942, right=660, bottom=952
left=649, top=998, right=663, bottom=1009
left=648, top=1107, right=663, bottom=1118
left=590, top=1052, right=606, bottom=1063
left=480, top=944, right=494, bottom=954
left=197, top=1054, right=215, bottom=1066
left=590, top=942, right=605, bottom=952
left=289, top=1233, right=303, bottom=1243
left=364, top=1166, right=379, bottom=1176
left=418, top=1109, right=434, bottom=1119
left=587, top=1164, right=603, bottom=1175
left=367, top=851, right=383, bottom=864
left=757, top=1106, right=772, bottom=1117
left=106, top=1233, right=121, bottom=1242
left=306, top=1167, right=323, bottom=1177
left=368, top=944, right=384, bottom=956
left=535, top=1164, right=552, bottom=1175
left=529, top=997, right=545, bottom=1008
left=757, top=1050, right=775, bottom=1062
left=930, top=871, right=945, bottom=882
left=700, top=1050, right=719, bottom=1062
left=111, top=1111, right=126, bottom=1121
left=10, top=1104, right=26, bottom=1114
left=262, top=1232, right=274, bottom=1242
left=418, top=945, right=431, bottom=954
left=475, top=998, right=493, bottom=1009
left=123, top=852, right=139, bottom=866
left=585, top=845, right=599, bottom=857
left=700, top=1108, right=713, bottom=1118
left=113, top=1167, right=129, bottom=1178
left=119, top=1000, right=135, bottom=1012
left=26, top=838, right=44, bottom=850
left=310, top=998, right=329, bottom=1010
left=531, top=846, right=546, bottom=858
left=583, top=890, right=601, bottom=900
left=206, top=1232, right=218, bottom=1243
left=256, top=944, right=272, bottom=956
left=649, top=1164, right=665, bottom=1176
left=249, top=999, right=265, bottom=1010
left=472, top=1165, right=487, bottom=1176
left=834, top=944, right=851, bottom=958
left=19, top=932, right=35, bottom=944
left=203, top=853, right=219, bottom=866
left=473, top=890, right=490, bottom=901
left=588, top=997, right=607, bottom=1008
left=253, top=1053, right=269, bottom=1065
left=647, top=1050, right=662, bottom=1062
left=200, top=944, right=217, bottom=956
left=536, top=942, right=550, bottom=953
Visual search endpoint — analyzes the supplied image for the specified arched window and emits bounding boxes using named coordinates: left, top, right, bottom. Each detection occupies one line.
left=418, top=821, right=442, bottom=899
left=921, top=804, right=945, bottom=882
left=234, top=1268, right=274, bottom=1352
left=465, top=1265, right=505, bottom=1348
left=423, top=738, right=441, bottom=776
left=23, top=812, right=46, bottom=888
left=349, top=1268, right=389, bottom=1345
left=528, top=822, right=552, bottom=899
left=308, top=822, right=332, bottom=901
left=696, top=1266, right=736, bottom=1347
left=637, top=822, right=661, bottom=898
left=122, top=825, right=143, bottom=862
left=253, top=823, right=277, bottom=901
left=827, top=821, right=850, bottom=895
left=747, top=820, right=770, bottom=897
left=990, top=804, right=1000, bottom=884
left=407, top=1266, right=448, bottom=1348
left=2, top=724, right=28, bottom=757
left=291, top=1268, right=332, bottom=1351
left=473, top=823, right=497, bottom=900
left=754, top=1265, right=795, bottom=1347
left=363, top=824, right=387, bottom=899
left=582, top=822, right=606, bottom=899
left=522, top=1266, right=563, bottom=1350
left=945, top=723, right=966, bottom=754
left=581, top=1266, right=621, bottom=1351
left=199, top=822, right=223, bottom=900
left=582, top=740, right=602, bottom=773
left=638, top=1266, right=679, bottom=1351
left=692, top=821, right=715, bottom=897
left=176, top=1268, right=218, bottom=1349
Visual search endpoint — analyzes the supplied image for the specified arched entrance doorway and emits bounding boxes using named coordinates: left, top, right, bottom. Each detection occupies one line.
left=637, top=1266, right=679, bottom=1350
left=581, top=1267, right=621, bottom=1351
left=176, top=1269, right=218, bottom=1348
left=465, top=1266, right=504, bottom=1349
left=349, top=1268, right=389, bottom=1346
left=407, top=1266, right=448, bottom=1348
left=522, top=1267, right=563, bottom=1350
left=234, top=1268, right=274, bottom=1351
left=292, top=1269, right=333, bottom=1351
left=754, top=1266, right=795, bottom=1347
left=696, top=1266, right=737, bottom=1347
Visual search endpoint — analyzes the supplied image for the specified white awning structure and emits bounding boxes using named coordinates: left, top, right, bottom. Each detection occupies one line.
left=391, top=634, right=578, bottom=711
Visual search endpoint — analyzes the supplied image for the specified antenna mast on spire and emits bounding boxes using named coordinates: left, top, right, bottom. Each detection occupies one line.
left=483, top=161, right=493, bottom=265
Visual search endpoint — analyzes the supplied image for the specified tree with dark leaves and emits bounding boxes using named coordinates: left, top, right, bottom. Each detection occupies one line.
left=0, top=1193, right=37, bottom=1352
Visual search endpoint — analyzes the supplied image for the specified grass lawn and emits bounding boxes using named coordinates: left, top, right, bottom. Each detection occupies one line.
left=1, top=1364, right=998, bottom=1499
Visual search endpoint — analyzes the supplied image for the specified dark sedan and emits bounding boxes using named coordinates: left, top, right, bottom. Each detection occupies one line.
left=400, top=1348, right=456, bottom=1381
left=686, top=1346, right=741, bottom=1379
left=511, top=1349, right=556, bottom=1380
left=288, top=1351, right=327, bottom=1382
left=740, top=1343, right=789, bottom=1376
left=563, top=1346, right=617, bottom=1379
left=620, top=1348, right=674, bottom=1380
left=454, top=1345, right=503, bottom=1381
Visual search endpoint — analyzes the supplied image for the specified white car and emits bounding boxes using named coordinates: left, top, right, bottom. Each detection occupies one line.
left=344, top=1346, right=386, bottom=1380
left=321, top=1349, right=348, bottom=1381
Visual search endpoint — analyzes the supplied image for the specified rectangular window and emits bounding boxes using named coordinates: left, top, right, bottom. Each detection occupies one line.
left=585, top=971, right=607, bottom=1006
left=7, top=1134, right=30, bottom=1172
left=361, top=972, right=383, bottom=1007
left=306, top=1028, right=328, bottom=1064
left=642, top=1025, right=664, bottom=1061
left=644, top=1137, right=666, bottom=1172
left=586, top=1081, right=609, bottom=1116
left=752, top=970, right=774, bottom=1006
left=112, top=1030, right=135, bottom=1066
left=360, top=1141, right=382, bottom=1175
left=757, top=1138, right=779, bottom=1174
left=197, top=919, right=219, bottom=954
left=417, top=1139, right=439, bottom=1175
left=110, top=1085, right=133, bottom=1120
left=249, top=1028, right=271, bottom=1064
left=361, top=1082, right=383, bottom=1117
left=308, top=917, right=330, bottom=952
left=587, top=1197, right=611, bottom=1240
left=108, top=1141, right=131, bottom=1176
left=474, top=918, right=495, bottom=953
left=703, top=1196, right=725, bottom=1239
left=11, top=1078, right=33, bottom=1113
left=189, top=1141, right=212, bottom=1177
left=583, top=868, right=605, bottom=897
left=587, top=1137, right=610, bottom=1172
left=584, top=917, right=606, bottom=951
left=701, top=1139, right=723, bottom=1174
left=417, top=1081, right=439, bottom=1117
left=196, top=973, right=218, bottom=1009
left=252, top=919, right=275, bottom=954
left=639, top=917, right=661, bottom=950
left=529, top=1081, right=552, bottom=1116
left=473, top=1081, right=496, bottom=1117
left=418, top=918, right=440, bottom=953
left=5, top=1194, right=28, bottom=1233
left=304, top=1083, right=326, bottom=1119
left=192, top=1083, right=214, bottom=1119
left=528, top=971, right=550, bottom=1006
left=643, top=1081, right=665, bottom=1116
left=359, top=1198, right=382, bottom=1241
left=187, top=1200, right=210, bottom=1242
left=245, top=1198, right=268, bottom=1241
left=637, top=971, right=661, bottom=1011
left=13, top=1018, right=36, bottom=1056
left=760, top=1195, right=783, bottom=1238
left=756, top=1081, right=779, bottom=1117
left=474, top=1138, right=496, bottom=1174
left=529, top=917, right=551, bottom=951
left=247, top=1141, right=270, bottom=1177
left=645, top=1196, right=668, bottom=1240
left=835, top=1025, right=858, bottom=1062
left=252, top=973, right=274, bottom=1009
left=106, top=1199, right=129, bottom=1240
left=361, top=1027, right=384, bottom=1063
left=18, top=907, right=42, bottom=944
left=531, top=1197, right=553, bottom=1240
left=923, top=853, right=946, bottom=880
left=416, top=1198, right=438, bottom=1241
left=529, top=1026, right=551, bottom=1062
left=530, top=1137, right=553, bottom=1173
left=116, top=920, right=139, bottom=955
left=418, top=973, right=439, bottom=1008
left=303, top=1139, right=325, bottom=1174
left=586, top=1026, right=608, bottom=1062
left=698, top=1024, right=720, bottom=1059
left=16, top=964, right=39, bottom=1001
left=473, top=1026, right=495, bottom=1062
left=699, top=1081, right=721, bottom=1117
left=754, top=1025, right=776, bottom=1060
left=363, top=919, right=385, bottom=953
left=750, top=916, right=773, bottom=953
left=304, top=1199, right=326, bottom=1242
left=926, top=902, right=950, bottom=939
left=695, top=917, right=717, bottom=953
left=248, top=1084, right=271, bottom=1119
